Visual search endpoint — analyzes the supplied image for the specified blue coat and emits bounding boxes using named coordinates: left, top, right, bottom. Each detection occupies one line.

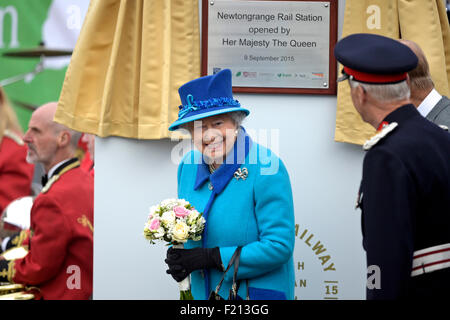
left=177, top=128, right=295, bottom=300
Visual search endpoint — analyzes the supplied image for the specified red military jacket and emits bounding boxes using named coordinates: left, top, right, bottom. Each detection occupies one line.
left=2, top=160, right=94, bottom=299
left=80, top=151, right=94, bottom=178
left=0, top=131, right=34, bottom=213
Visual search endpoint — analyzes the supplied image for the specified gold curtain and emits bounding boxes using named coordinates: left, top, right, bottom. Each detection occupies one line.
left=54, top=0, right=200, bottom=139
left=335, top=0, right=450, bottom=145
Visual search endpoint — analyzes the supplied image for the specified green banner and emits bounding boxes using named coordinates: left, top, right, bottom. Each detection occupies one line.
left=0, top=0, right=88, bottom=130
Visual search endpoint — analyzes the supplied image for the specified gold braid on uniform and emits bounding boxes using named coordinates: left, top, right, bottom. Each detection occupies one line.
left=3, top=130, right=24, bottom=146
left=10, top=230, right=29, bottom=248
left=7, top=260, right=16, bottom=283
left=0, top=258, right=17, bottom=283
left=0, top=260, right=10, bottom=282
left=41, top=159, right=80, bottom=194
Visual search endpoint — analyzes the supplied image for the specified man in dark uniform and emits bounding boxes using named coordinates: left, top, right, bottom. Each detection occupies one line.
left=334, top=33, right=450, bottom=299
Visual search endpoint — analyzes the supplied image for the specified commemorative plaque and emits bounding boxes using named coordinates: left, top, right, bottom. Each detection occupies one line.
left=202, top=0, right=337, bottom=94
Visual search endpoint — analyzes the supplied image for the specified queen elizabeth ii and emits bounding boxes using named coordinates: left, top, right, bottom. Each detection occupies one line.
left=165, top=69, right=295, bottom=300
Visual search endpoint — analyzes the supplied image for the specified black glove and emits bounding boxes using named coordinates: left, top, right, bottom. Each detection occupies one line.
left=165, top=247, right=223, bottom=282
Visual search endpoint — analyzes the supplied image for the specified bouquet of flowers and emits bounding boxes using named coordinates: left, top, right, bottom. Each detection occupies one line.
left=143, top=198, right=205, bottom=300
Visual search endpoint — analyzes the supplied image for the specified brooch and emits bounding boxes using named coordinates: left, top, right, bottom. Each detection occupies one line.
left=234, top=167, right=248, bottom=180
left=363, top=122, right=398, bottom=151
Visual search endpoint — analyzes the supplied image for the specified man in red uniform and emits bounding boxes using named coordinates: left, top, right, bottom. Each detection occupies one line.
left=0, top=102, right=94, bottom=300
left=0, top=88, right=34, bottom=214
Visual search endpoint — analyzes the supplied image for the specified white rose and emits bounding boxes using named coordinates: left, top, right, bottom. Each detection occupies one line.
left=177, top=199, right=189, bottom=207
left=187, top=210, right=200, bottom=225
left=163, top=198, right=181, bottom=210
left=172, top=221, right=190, bottom=243
left=161, top=210, right=176, bottom=227
left=154, top=227, right=165, bottom=239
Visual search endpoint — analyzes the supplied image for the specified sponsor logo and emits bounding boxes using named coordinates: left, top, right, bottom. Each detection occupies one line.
left=311, top=72, right=324, bottom=78
left=243, top=71, right=256, bottom=78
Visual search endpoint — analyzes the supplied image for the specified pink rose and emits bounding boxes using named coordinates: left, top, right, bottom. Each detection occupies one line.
left=173, top=206, right=190, bottom=218
left=149, top=218, right=160, bottom=230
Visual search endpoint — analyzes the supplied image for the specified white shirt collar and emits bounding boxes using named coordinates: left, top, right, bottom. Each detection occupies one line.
left=417, top=88, right=442, bottom=117
left=48, top=159, right=72, bottom=178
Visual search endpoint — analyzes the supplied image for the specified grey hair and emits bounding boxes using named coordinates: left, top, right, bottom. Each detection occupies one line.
left=53, top=122, right=82, bottom=150
left=228, top=111, right=247, bottom=127
left=349, top=79, right=410, bottom=102
left=69, top=130, right=82, bottom=150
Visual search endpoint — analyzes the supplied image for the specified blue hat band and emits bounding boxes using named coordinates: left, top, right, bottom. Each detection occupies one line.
left=178, top=95, right=241, bottom=119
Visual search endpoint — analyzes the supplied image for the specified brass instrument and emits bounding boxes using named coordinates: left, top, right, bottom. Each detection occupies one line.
left=0, top=42, right=72, bottom=87
left=0, top=284, right=34, bottom=300
left=2, top=43, right=72, bottom=58
left=0, top=247, right=33, bottom=300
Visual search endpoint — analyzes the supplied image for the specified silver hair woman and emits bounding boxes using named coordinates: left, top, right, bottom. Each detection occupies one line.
left=164, top=69, right=296, bottom=300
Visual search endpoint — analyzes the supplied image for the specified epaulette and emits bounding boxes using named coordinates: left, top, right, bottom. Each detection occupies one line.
left=41, top=160, right=80, bottom=194
left=363, top=122, right=398, bottom=151
left=438, top=124, right=448, bottom=131
left=3, top=130, right=24, bottom=146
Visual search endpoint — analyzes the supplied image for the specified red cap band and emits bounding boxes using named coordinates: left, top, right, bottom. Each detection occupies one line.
left=344, top=66, right=407, bottom=84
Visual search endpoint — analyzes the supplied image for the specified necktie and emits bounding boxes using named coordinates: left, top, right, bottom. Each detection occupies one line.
left=41, top=158, right=79, bottom=187
left=41, top=174, right=48, bottom=186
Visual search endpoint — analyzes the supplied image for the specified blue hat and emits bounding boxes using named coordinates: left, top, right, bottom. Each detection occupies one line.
left=334, top=33, right=418, bottom=84
left=168, top=69, right=250, bottom=131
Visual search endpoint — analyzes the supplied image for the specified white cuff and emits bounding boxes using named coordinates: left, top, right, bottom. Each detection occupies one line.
left=1, top=237, right=10, bottom=252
